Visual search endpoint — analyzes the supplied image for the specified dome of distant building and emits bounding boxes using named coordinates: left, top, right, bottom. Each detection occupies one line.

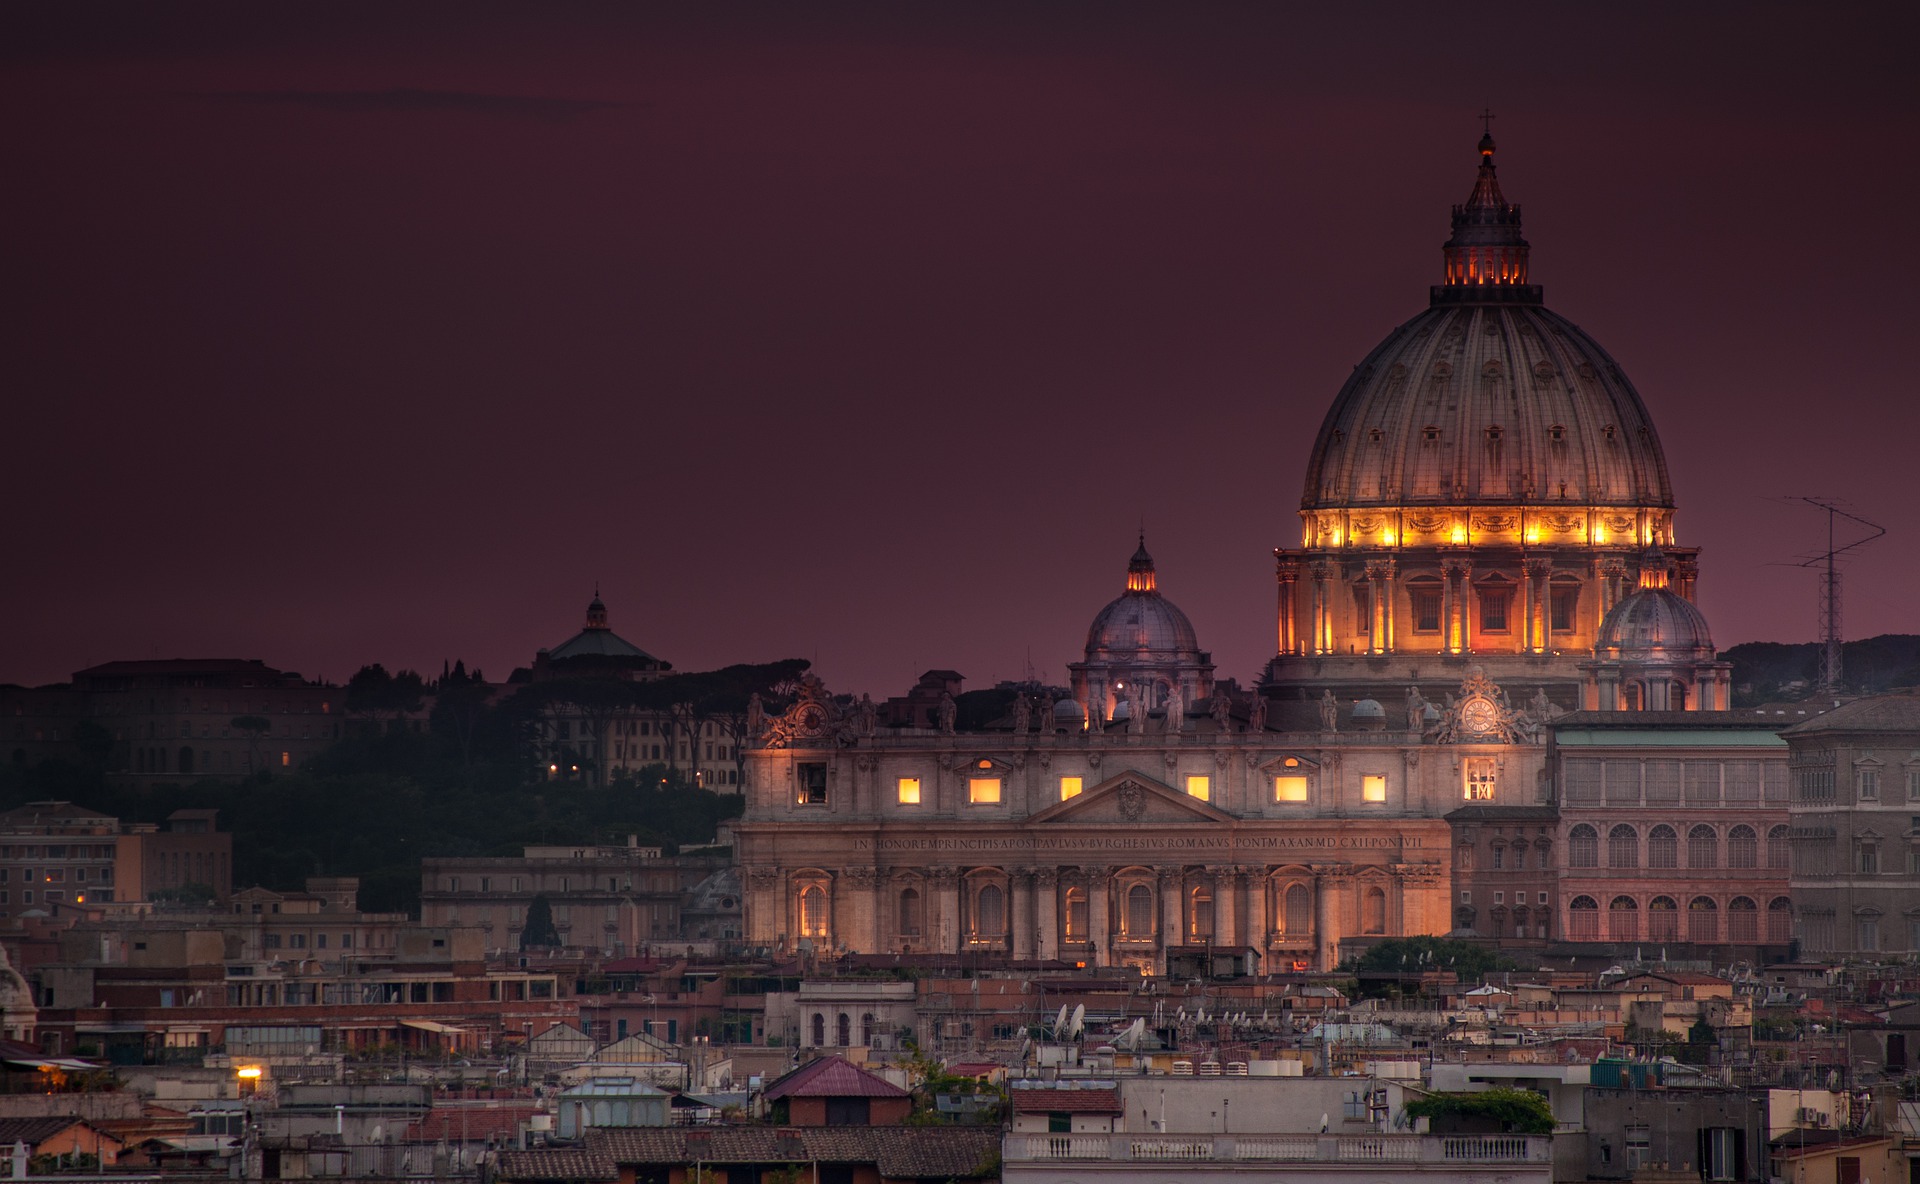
left=532, top=592, right=671, bottom=682
left=1070, top=537, right=1215, bottom=727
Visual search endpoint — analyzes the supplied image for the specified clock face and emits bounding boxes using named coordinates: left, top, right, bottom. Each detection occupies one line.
left=793, top=702, right=830, bottom=735
left=1461, top=696, right=1499, bottom=735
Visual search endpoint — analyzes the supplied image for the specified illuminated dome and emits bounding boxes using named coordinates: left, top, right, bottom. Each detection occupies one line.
left=1267, top=130, right=1702, bottom=701
left=1085, top=539, right=1202, bottom=658
left=1070, top=537, right=1215, bottom=727
left=1302, top=135, right=1670, bottom=512
left=1595, top=585, right=1715, bottom=658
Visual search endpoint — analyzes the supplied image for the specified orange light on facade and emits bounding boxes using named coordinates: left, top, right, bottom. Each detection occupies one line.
left=1449, top=525, right=1466, bottom=544
left=1378, top=527, right=1397, bottom=546
left=1523, top=526, right=1540, bottom=544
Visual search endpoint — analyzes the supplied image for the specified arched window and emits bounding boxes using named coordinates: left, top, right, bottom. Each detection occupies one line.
left=1727, top=896, right=1758, bottom=942
left=1189, top=886, right=1213, bottom=940
left=1649, top=896, right=1679, bottom=941
left=1363, top=887, right=1387, bottom=935
left=1608, top=825, right=1639, bottom=869
left=898, top=888, right=922, bottom=938
left=861, top=1013, right=875, bottom=1045
left=973, top=883, right=1005, bottom=939
left=799, top=885, right=828, bottom=939
left=1608, top=896, right=1639, bottom=942
left=836, top=1013, right=851, bottom=1047
left=1569, top=825, right=1599, bottom=868
left=1283, top=883, right=1311, bottom=935
left=1727, top=825, right=1758, bottom=869
left=810, top=1014, right=825, bottom=1046
left=1124, top=883, right=1154, bottom=938
left=1767, top=826, right=1791, bottom=870
left=1767, top=897, right=1793, bottom=942
left=1063, top=887, right=1087, bottom=941
left=1689, top=897, right=1718, bottom=943
left=1569, top=896, right=1600, bottom=940
left=1648, top=825, right=1678, bottom=869
left=1688, top=825, right=1718, bottom=870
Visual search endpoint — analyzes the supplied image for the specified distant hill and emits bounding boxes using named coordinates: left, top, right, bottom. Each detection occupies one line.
left=1724, top=634, right=1920, bottom=705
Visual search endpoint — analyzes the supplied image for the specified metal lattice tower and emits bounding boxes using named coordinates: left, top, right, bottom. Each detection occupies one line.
left=1793, top=498, right=1885, bottom=696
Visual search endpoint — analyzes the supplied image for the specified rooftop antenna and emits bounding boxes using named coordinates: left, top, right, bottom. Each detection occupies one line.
left=1788, top=497, right=1885, bottom=695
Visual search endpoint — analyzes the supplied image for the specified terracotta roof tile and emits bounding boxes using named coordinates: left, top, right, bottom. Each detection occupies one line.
left=763, top=1055, right=909, bottom=1100
left=496, top=1149, right=618, bottom=1182
left=1010, top=1087, right=1120, bottom=1114
left=588, top=1127, right=1000, bottom=1178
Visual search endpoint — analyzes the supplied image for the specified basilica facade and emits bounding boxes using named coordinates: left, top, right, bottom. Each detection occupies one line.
left=735, top=132, right=1745, bottom=972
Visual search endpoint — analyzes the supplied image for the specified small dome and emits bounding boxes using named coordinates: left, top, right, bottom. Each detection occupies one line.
left=1596, top=587, right=1715, bottom=655
left=1084, top=537, right=1203, bottom=658
left=1351, top=698, right=1385, bottom=719
left=1053, top=698, right=1086, bottom=721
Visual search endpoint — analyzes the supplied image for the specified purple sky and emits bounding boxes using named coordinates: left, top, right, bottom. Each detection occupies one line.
left=6, top=3, right=1918, bottom=697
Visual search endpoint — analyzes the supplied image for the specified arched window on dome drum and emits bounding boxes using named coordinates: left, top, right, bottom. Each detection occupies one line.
left=898, top=888, right=922, bottom=938
left=1124, top=884, right=1154, bottom=939
left=1569, top=825, right=1599, bottom=869
left=1283, top=883, right=1311, bottom=936
left=811, top=1014, right=825, bottom=1047
left=1688, top=825, right=1718, bottom=870
left=1608, top=825, right=1639, bottom=869
left=1728, top=825, right=1758, bottom=869
left=1648, top=825, right=1678, bottom=869
left=1689, top=897, right=1718, bottom=943
left=1608, top=896, right=1638, bottom=942
left=1351, top=580, right=1372, bottom=642
left=1569, top=896, right=1600, bottom=941
left=1728, top=897, right=1759, bottom=943
left=1363, top=887, right=1387, bottom=935
left=1649, top=897, right=1679, bottom=942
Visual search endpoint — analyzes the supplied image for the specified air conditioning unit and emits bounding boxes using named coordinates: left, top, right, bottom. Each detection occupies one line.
left=1813, top=1113, right=1831, bottom=1128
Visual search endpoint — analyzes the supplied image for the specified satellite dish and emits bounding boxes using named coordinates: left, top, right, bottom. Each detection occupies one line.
left=1055, top=1004, right=1069, bottom=1036
left=1069, top=1004, right=1087, bottom=1040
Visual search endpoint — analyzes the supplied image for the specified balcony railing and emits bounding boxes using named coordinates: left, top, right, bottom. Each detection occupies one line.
left=1005, top=1133, right=1550, bottom=1165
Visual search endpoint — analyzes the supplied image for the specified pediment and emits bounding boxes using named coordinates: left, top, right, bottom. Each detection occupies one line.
left=1027, top=772, right=1236, bottom=826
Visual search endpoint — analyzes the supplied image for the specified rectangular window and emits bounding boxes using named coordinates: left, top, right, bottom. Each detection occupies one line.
left=1492, top=846, right=1504, bottom=870
left=1550, top=585, right=1579, bottom=632
left=967, top=778, right=1001, bottom=805
left=796, top=762, right=828, bottom=805
left=1539, top=892, right=1549, bottom=905
left=1362, top=774, right=1387, bottom=803
left=1275, top=776, right=1309, bottom=803
left=895, top=778, right=921, bottom=805
left=1460, top=891, right=1471, bottom=904
left=1837, top=1157, right=1861, bottom=1184
left=1859, top=769, right=1880, bottom=801
left=1494, top=891, right=1505, bottom=904
left=1185, top=775, right=1211, bottom=802
left=1465, top=760, right=1497, bottom=800
left=1478, top=587, right=1511, bottom=633
left=1857, top=919, right=1880, bottom=952
left=1410, top=586, right=1442, bottom=633
left=1059, top=776, right=1083, bottom=801
left=1353, top=584, right=1372, bottom=638
left=1859, top=846, right=1879, bottom=874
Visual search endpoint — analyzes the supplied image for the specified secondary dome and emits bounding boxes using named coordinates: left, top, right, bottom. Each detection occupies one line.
left=1300, top=135, right=1672, bottom=512
left=1085, top=538, right=1202, bottom=657
left=1596, top=586, right=1715, bottom=656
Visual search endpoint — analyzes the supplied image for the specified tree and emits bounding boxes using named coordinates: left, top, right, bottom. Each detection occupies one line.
left=521, top=893, right=560, bottom=949
left=346, top=664, right=427, bottom=730
left=1346, top=936, right=1515, bottom=980
left=1404, top=1088, right=1554, bottom=1135
left=429, top=662, right=493, bottom=786
left=231, top=716, right=271, bottom=774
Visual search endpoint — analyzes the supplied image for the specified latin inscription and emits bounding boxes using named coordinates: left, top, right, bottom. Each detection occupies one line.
left=853, top=834, right=1420, bottom=852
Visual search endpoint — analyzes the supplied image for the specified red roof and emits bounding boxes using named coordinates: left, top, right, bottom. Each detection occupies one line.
left=405, top=1106, right=540, bottom=1143
left=1011, top=1087, right=1120, bottom=1114
left=763, top=1056, right=909, bottom=1101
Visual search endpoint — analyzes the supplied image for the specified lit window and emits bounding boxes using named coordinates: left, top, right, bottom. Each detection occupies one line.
left=1465, top=760, right=1497, bottom=800
left=1275, top=776, right=1309, bottom=803
left=280, top=752, right=290, bottom=767
left=895, top=778, right=921, bottom=805
left=968, top=778, right=1001, bottom=805
left=1059, top=776, right=1083, bottom=801
left=1362, top=775, right=1387, bottom=803
left=1185, top=775, right=1211, bottom=802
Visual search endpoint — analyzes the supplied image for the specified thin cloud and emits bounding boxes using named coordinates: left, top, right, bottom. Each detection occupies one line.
left=184, top=87, right=625, bottom=122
